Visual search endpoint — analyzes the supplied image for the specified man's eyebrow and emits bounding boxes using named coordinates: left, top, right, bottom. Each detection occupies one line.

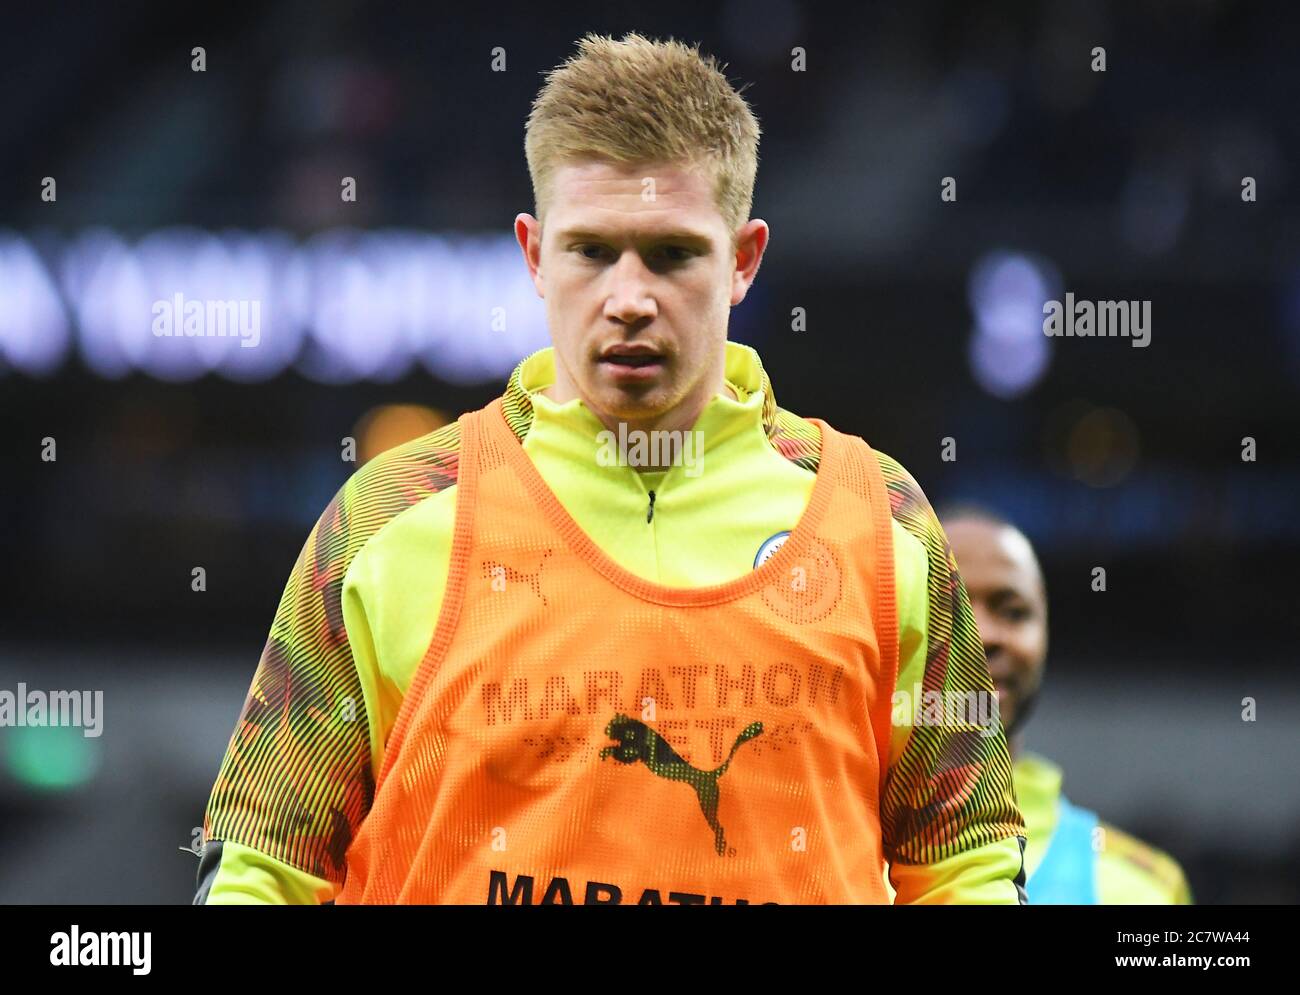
left=986, top=587, right=1025, bottom=605
left=554, top=228, right=713, bottom=245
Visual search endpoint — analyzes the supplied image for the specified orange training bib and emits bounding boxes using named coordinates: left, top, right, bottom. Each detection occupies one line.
left=337, top=398, right=897, bottom=904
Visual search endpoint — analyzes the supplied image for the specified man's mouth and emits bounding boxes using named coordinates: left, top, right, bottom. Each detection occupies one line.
left=598, top=348, right=666, bottom=380
left=602, top=354, right=661, bottom=367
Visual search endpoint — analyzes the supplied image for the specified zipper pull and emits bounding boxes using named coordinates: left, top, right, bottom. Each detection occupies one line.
left=646, top=489, right=656, bottom=524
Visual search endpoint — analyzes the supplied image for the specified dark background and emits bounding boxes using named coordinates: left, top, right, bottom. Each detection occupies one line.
left=1, top=0, right=1297, bottom=903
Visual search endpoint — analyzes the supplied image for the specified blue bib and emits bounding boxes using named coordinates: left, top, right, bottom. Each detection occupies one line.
left=1027, top=796, right=1099, bottom=904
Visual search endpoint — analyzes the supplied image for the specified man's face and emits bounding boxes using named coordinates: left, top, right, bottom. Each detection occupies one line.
left=945, top=519, right=1049, bottom=738
left=515, top=158, right=767, bottom=428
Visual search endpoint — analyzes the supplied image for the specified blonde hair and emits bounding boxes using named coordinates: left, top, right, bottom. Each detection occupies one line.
left=524, top=32, right=761, bottom=239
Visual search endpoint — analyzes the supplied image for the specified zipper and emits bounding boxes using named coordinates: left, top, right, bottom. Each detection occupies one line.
left=646, top=489, right=656, bottom=524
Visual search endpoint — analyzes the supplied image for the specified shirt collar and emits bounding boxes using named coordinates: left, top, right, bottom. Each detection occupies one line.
left=1014, top=751, right=1065, bottom=797
left=500, top=341, right=780, bottom=444
left=1014, top=751, right=1065, bottom=845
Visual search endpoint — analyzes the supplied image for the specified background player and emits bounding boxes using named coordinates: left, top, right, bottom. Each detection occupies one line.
left=939, top=503, right=1192, bottom=904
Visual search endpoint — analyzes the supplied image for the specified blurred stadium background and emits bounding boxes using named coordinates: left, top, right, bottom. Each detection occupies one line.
left=1, top=0, right=1298, bottom=903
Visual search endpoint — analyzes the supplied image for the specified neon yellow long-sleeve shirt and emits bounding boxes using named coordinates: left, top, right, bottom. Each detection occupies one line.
left=196, top=342, right=1027, bottom=904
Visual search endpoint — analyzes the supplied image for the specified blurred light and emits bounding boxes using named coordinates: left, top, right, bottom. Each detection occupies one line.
left=0, top=228, right=548, bottom=384
left=968, top=250, right=1056, bottom=329
left=355, top=404, right=450, bottom=463
left=303, top=228, right=409, bottom=383
left=1066, top=406, right=1140, bottom=487
left=0, top=232, right=71, bottom=376
left=967, top=250, right=1060, bottom=398
left=4, top=725, right=100, bottom=791
left=968, top=329, right=1050, bottom=399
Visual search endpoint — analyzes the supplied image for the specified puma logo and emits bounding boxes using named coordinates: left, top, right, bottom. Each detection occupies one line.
left=599, top=714, right=764, bottom=856
left=483, top=549, right=552, bottom=606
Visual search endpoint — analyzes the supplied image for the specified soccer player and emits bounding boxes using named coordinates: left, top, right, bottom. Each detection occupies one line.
left=939, top=503, right=1192, bottom=904
left=194, top=32, right=1027, bottom=905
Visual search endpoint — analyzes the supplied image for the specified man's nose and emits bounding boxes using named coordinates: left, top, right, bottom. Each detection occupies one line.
left=603, top=251, right=658, bottom=324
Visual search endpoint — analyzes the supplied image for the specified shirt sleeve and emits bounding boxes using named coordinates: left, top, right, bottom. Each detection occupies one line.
left=1095, top=823, right=1194, bottom=905
left=875, top=452, right=1028, bottom=904
left=194, top=840, right=337, bottom=905
left=196, top=423, right=462, bottom=904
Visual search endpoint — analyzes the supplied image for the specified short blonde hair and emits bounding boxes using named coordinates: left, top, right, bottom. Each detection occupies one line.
left=524, top=32, right=761, bottom=239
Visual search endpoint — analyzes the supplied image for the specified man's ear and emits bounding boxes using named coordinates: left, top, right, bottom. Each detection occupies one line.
left=515, top=213, right=544, bottom=298
left=730, top=219, right=769, bottom=307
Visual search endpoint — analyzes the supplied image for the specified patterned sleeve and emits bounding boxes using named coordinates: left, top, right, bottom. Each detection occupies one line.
left=874, top=452, right=1027, bottom=882
left=197, top=422, right=461, bottom=899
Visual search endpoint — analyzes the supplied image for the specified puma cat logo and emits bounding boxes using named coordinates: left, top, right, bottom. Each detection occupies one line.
left=483, top=549, right=552, bottom=606
left=599, top=714, right=764, bottom=855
